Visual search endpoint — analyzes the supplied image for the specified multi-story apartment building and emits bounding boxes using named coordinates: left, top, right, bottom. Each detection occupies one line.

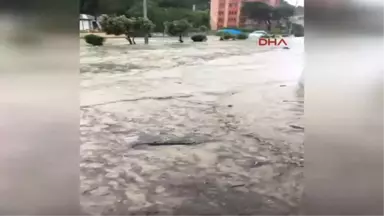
left=210, top=0, right=281, bottom=30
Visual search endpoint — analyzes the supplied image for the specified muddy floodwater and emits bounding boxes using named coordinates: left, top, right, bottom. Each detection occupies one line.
left=80, top=36, right=304, bottom=215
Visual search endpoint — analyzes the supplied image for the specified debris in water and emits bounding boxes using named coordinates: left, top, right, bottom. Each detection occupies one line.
left=289, top=125, right=304, bottom=130
left=230, top=183, right=246, bottom=188
left=227, top=105, right=233, bottom=108
left=251, top=161, right=270, bottom=168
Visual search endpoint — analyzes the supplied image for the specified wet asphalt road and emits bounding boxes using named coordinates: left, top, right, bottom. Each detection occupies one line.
left=80, top=36, right=304, bottom=215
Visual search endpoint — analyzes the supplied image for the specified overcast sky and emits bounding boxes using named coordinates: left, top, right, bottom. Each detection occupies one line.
left=285, top=0, right=304, bottom=6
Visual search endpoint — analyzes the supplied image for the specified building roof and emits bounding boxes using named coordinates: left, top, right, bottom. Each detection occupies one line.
left=80, top=14, right=95, bottom=20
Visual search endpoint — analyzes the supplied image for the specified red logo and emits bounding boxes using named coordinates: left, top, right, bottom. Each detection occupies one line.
left=258, top=38, right=288, bottom=46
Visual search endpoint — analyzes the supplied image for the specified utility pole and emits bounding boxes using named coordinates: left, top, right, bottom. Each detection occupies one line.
left=143, top=0, right=149, bottom=44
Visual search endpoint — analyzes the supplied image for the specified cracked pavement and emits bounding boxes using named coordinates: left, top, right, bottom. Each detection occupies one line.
left=80, top=37, right=304, bottom=215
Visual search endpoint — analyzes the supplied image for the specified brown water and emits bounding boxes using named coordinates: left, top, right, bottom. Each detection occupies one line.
left=80, top=36, right=304, bottom=215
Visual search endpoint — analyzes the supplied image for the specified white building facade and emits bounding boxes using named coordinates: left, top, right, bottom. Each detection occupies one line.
left=80, top=14, right=100, bottom=31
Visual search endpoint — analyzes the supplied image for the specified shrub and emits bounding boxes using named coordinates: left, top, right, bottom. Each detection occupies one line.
left=191, top=34, right=208, bottom=42
left=292, top=23, right=304, bottom=37
left=199, top=25, right=208, bottom=32
left=99, top=15, right=155, bottom=45
left=189, top=28, right=199, bottom=33
left=215, top=31, right=224, bottom=37
left=84, top=34, right=105, bottom=46
left=164, top=19, right=192, bottom=43
left=222, top=32, right=235, bottom=40
left=236, top=33, right=248, bottom=40
left=271, top=27, right=283, bottom=35
left=260, top=34, right=271, bottom=39
left=294, top=32, right=304, bottom=37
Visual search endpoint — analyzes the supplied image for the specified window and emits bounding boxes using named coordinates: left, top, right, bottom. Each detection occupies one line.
left=228, top=17, right=236, bottom=22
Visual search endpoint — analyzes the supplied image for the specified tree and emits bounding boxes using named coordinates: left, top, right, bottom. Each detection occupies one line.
left=131, top=17, right=156, bottom=42
left=80, top=0, right=99, bottom=16
left=272, top=4, right=295, bottom=25
left=81, top=0, right=135, bottom=16
left=99, top=14, right=155, bottom=45
left=271, top=4, right=295, bottom=33
left=83, top=0, right=210, bottom=33
left=199, top=25, right=208, bottom=32
left=126, top=3, right=209, bottom=33
left=80, top=0, right=210, bottom=16
left=164, top=19, right=192, bottom=43
left=241, top=2, right=273, bottom=31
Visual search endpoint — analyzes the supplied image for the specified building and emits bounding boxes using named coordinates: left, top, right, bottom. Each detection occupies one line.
left=80, top=14, right=101, bottom=31
left=210, top=0, right=281, bottom=30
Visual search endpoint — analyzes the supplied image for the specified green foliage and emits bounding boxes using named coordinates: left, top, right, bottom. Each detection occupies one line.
left=133, top=17, right=156, bottom=34
left=242, top=1, right=295, bottom=21
left=189, top=28, right=200, bottom=33
left=164, top=19, right=192, bottom=36
left=260, top=34, right=280, bottom=39
left=242, top=2, right=272, bottom=22
left=191, top=34, right=207, bottom=42
left=236, top=33, right=248, bottom=40
left=216, top=32, right=249, bottom=40
left=222, top=32, right=235, bottom=40
left=99, top=14, right=155, bottom=44
left=272, top=5, right=295, bottom=20
left=164, top=19, right=192, bottom=42
left=80, top=0, right=210, bottom=15
left=271, top=27, right=283, bottom=35
left=242, top=1, right=296, bottom=32
left=99, top=14, right=126, bottom=35
left=215, top=31, right=224, bottom=37
left=199, top=25, right=208, bottom=32
left=145, top=7, right=209, bottom=32
left=292, top=23, right=304, bottom=37
left=260, top=34, right=272, bottom=39
left=81, top=0, right=210, bottom=33
left=157, top=0, right=209, bottom=9
left=84, top=34, right=105, bottom=46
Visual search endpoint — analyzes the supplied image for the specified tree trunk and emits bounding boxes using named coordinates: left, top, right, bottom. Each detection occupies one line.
left=264, top=20, right=271, bottom=32
left=126, top=35, right=133, bottom=45
left=179, top=34, right=184, bottom=43
left=132, top=37, right=136, bottom=45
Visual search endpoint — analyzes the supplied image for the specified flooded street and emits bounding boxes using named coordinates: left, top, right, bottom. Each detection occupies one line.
left=80, top=36, right=304, bottom=215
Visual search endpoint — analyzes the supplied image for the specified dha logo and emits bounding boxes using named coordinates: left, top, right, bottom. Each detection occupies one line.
left=258, top=38, right=288, bottom=46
